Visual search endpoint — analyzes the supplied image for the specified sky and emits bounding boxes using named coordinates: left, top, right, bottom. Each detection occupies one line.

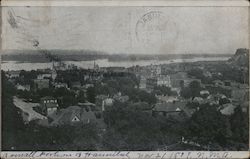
left=2, top=6, right=249, bottom=54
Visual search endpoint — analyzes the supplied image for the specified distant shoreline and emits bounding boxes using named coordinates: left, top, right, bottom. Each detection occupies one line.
left=2, top=53, right=231, bottom=63
left=1, top=56, right=229, bottom=71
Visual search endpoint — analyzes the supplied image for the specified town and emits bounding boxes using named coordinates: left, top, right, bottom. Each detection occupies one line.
left=2, top=48, right=249, bottom=151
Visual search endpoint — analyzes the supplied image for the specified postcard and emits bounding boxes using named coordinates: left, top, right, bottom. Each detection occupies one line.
left=1, top=0, right=249, bottom=158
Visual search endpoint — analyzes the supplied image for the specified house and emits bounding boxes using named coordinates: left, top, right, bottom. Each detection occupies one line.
left=152, top=101, right=186, bottom=117
left=50, top=106, right=106, bottom=129
left=40, top=96, right=59, bottom=116
left=157, top=75, right=171, bottom=87
left=33, top=79, right=50, bottom=90
left=16, top=84, right=30, bottom=91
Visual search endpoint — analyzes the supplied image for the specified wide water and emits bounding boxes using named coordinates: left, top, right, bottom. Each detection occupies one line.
left=1, top=57, right=229, bottom=71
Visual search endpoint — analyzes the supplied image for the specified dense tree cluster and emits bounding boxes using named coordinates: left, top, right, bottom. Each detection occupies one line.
left=102, top=102, right=182, bottom=150
left=180, top=81, right=202, bottom=99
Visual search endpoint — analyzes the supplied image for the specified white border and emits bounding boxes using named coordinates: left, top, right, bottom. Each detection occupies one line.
left=1, top=0, right=250, bottom=7
left=0, top=0, right=249, bottom=158
left=1, top=151, right=250, bottom=159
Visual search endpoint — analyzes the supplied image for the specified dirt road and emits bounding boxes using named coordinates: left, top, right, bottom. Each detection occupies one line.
left=13, top=96, right=47, bottom=121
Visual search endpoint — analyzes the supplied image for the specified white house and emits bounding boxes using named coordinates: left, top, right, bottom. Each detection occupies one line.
left=157, top=75, right=171, bottom=87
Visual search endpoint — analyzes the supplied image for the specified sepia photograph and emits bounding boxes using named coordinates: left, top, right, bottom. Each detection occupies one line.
left=1, top=0, right=249, bottom=155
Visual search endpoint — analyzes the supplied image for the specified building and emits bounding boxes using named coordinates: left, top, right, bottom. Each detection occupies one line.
left=153, top=100, right=193, bottom=118
left=40, top=96, right=59, bottom=116
left=157, top=75, right=171, bottom=87
left=152, top=101, right=184, bottom=117
left=33, top=79, right=50, bottom=90
left=50, top=106, right=106, bottom=130
left=146, top=78, right=157, bottom=90
left=58, top=106, right=95, bottom=125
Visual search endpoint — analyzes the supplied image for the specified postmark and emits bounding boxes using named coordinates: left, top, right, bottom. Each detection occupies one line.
left=135, top=11, right=178, bottom=47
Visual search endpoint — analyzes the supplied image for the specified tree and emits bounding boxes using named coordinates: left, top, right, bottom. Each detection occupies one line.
left=103, top=102, right=175, bottom=150
left=60, top=95, right=78, bottom=108
left=1, top=71, right=25, bottom=150
left=230, top=106, right=248, bottom=144
left=127, top=89, right=156, bottom=104
left=184, top=104, right=232, bottom=147
left=87, top=87, right=96, bottom=103
left=153, top=86, right=175, bottom=96
left=180, top=81, right=202, bottom=99
left=187, top=68, right=211, bottom=84
left=73, top=123, right=100, bottom=150
left=77, top=90, right=86, bottom=103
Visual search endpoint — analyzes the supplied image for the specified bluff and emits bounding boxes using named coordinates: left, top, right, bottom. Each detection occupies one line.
left=228, top=48, right=249, bottom=67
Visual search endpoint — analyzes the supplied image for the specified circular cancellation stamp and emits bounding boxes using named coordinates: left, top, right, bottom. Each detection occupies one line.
left=135, top=11, right=178, bottom=47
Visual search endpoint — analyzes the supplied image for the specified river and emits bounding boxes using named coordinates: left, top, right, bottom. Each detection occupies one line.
left=1, top=57, right=229, bottom=71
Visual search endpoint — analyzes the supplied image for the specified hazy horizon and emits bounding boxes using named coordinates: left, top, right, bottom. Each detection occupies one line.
left=1, top=49, right=240, bottom=56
